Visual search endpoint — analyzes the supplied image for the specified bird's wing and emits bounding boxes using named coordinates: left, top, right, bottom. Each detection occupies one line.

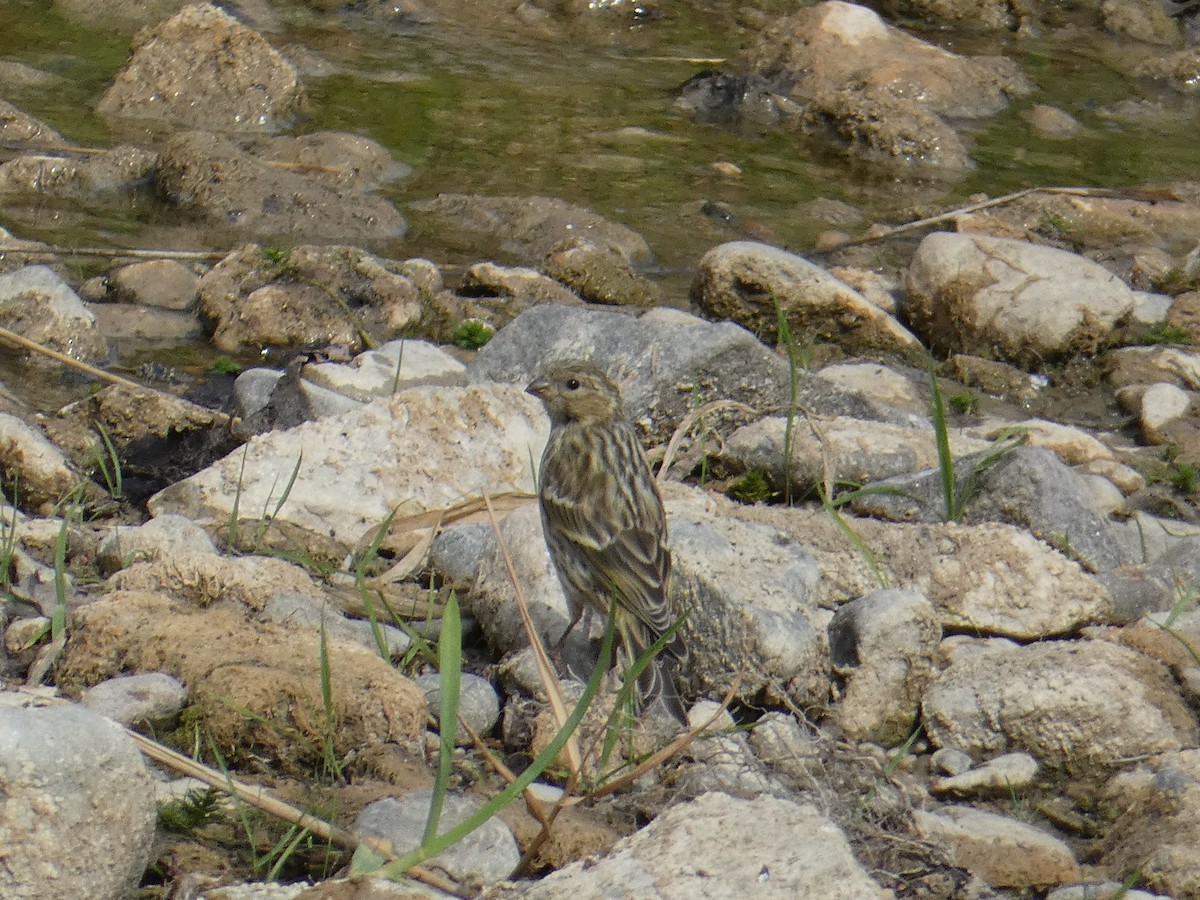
left=539, top=423, right=672, bottom=637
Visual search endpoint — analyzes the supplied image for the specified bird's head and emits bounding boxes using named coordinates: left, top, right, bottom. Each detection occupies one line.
left=526, top=361, right=624, bottom=426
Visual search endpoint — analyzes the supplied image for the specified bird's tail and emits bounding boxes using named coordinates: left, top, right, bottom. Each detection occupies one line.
left=620, top=617, right=689, bottom=726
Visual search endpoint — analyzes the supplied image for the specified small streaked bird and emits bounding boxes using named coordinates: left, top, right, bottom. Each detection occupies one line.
left=527, top=361, right=688, bottom=724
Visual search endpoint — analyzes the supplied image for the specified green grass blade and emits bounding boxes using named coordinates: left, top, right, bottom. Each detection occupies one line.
left=776, top=299, right=800, bottom=504
left=819, top=482, right=889, bottom=589
left=318, top=617, right=342, bottom=783
left=254, top=453, right=303, bottom=548
left=227, top=445, right=249, bottom=551
left=354, top=609, right=616, bottom=881
left=423, top=592, right=462, bottom=845
left=52, top=514, right=69, bottom=640
left=927, top=361, right=956, bottom=521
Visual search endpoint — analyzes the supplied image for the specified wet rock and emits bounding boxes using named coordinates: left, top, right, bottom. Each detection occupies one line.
left=957, top=189, right=1200, bottom=260
left=81, top=672, right=187, bottom=728
left=0, top=413, right=89, bottom=513
left=0, top=145, right=157, bottom=197
left=922, top=639, right=1199, bottom=774
left=1104, top=0, right=1183, bottom=43
left=416, top=671, right=501, bottom=743
left=157, top=134, right=407, bottom=247
left=692, top=241, right=922, bottom=355
left=198, top=243, right=420, bottom=354
left=0, top=98, right=67, bottom=148
left=1132, top=47, right=1200, bottom=90
left=1138, top=381, right=1194, bottom=443
left=512, top=791, right=891, bottom=899
left=97, top=4, right=306, bottom=132
left=729, top=1, right=1032, bottom=168
left=459, top=261, right=581, bottom=304
left=1024, top=104, right=1084, bottom=139
left=541, top=238, right=664, bottom=306
left=356, top=791, right=519, bottom=885
left=1105, top=345, right=1200, bottom=390
left=244, top=131, right=411, bottom=191
left=828, top=588, right=941, bottom=745
left=107, top=259, right=200, bottom=311
left=1100, top=748, right=1200, bottom=898
left=150, top=383, right=547, bottom=553
left=408, top=193, right=651, bottom=265
left=0, top=227, right=52, bottom=276
left=53, top=0, right=196, bottom=31
left=945, top=353, right=1047, bottom=407
left=930, top=751, right=1039, bottom=797
left=905, top=233, right=1136, bottom=366
left=724, top=414, right=989, bottom=492
left=0, top=699, right=157, bottom=900
left=48, top=383, right=234, bottom=505
left=97, top=513, right=217, bottom=575
left=468, top=303, right=892, bottom=444
left=88, top=303, right=203, bottom=343
left=912, top=805, right=1079, bottom=888
left=0, top=265, right=109, bottom=364
left=58, top=589, right=428, bottom=769
left=1166, top=290, right=1200, bottom=341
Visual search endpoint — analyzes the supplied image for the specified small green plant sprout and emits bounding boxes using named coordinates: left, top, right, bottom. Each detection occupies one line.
left=948, top=390, right=979, bottom=416
left=775, top=298, right=802, bottom=504
left=261, top=246, right=291, bottom=265
left=1036, top=212, right=1073, bottom=237
left=91, top=424, right=123, bottom=501
left=928, top=360, right=1027, bottom=521
left=159, top=786, right=224, bottom=833
left=450, top=319, right=494, bottom=350
left=1168, top=460, right=1199, bottom=494
left=730, top=470, right=773, bottom=504
left=208, top=355, right=244, bottom=376
left=1140, top=323, right=1193, bottom=346
left=1152, top=267, right=1200, bottom=296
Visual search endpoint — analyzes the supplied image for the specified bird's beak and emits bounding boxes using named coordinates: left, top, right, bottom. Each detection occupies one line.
left=526, top=377, right=549, bottom=399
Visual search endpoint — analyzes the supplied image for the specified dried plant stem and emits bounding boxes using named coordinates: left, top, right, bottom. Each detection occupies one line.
left=829, top=185, right=1174, bottom=249
left=656, top=400, right=757, bottom=481
left=125, top=729, right=467, bottom=897
left=0, top=242, right=225, bottom=261
left=0, top=325, right=233, bottom=425
left=482, top=491, right=584, bottom=775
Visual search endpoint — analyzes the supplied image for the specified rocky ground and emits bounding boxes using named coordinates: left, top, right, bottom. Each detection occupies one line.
left=2, top=2, right=1200, bottom=899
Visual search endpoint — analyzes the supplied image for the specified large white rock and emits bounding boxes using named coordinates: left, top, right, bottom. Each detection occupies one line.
left=922, top=639, right=1199, bottom=773
left=905, top=233, right=1135, bottom=365
left=150, top=383, right=547, bottom=551
left=516, top=791, right=893, bottom=899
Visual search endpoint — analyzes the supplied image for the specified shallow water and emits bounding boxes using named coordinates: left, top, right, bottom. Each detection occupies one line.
left=1, top=3, right=1199, bottom=322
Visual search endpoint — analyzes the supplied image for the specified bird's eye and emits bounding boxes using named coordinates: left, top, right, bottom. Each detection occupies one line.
left=565, top=378, right=581, bottom=391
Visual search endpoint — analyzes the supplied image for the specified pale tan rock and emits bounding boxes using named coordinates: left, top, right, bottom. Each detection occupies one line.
left=913, top=805, right=1078, bottom=887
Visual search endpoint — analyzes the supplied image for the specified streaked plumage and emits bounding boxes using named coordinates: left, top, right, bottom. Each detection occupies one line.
left=527, top=361, right=688, bottom=724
